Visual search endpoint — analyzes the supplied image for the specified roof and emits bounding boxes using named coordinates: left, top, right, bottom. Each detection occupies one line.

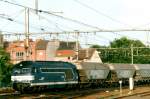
left=14, top=61, right=77, bottom=68
left=58, top=41, right=77, bottom=50
left=35, top=40, right=49, bottom=50
left=77, top=48, right=96, bottom=60
left=56, top=50, right=75, bottom=57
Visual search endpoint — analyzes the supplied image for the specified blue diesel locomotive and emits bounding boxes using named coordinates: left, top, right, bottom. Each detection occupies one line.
left=11, top=61, right=79, bottom=93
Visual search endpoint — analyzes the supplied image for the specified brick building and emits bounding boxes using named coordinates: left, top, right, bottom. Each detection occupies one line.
left=5, top=39, right=36, bottom=64
left=5, top=39, right=102, bottom=64
left=5, top=39, right=78, bottom=64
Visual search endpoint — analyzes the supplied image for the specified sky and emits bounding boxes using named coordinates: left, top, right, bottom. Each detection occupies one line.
left=1, top=0, right=150, bottom=47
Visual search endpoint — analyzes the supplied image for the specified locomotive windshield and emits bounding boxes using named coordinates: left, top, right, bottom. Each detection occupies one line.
left=13, top=68, right=31, bottom=75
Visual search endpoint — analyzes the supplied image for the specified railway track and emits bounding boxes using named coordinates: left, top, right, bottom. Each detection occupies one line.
left=0, top=86, right=150, bottom=99
left=0, top=88, right=106, bottom=99
left=114, top=91, right=150, bottom=99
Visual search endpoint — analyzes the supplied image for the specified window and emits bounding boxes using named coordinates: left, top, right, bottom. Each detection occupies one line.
left=40, top=68, right=74, bottom=80
left=22, top=68, right=31, bottom=73
left=32, top=67, right=37, bottom=73
left=16, top=52, right=24, bottom=60
left=13, top=68, right=31, bottom=74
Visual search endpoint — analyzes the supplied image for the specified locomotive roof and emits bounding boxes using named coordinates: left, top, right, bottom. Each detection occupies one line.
left=14, top=61, right=76, bottom=68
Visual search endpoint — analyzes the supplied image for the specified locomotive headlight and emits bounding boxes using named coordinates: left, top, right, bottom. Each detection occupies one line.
left=76, top=76, right=78, bottom=79
left=11, top=75, right=35, bottom=82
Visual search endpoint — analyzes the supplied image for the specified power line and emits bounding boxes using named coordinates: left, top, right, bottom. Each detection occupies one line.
left=36, top=14, right=66, bottom=31
left=41, top=16, right=75, bottom=31
left=1, top=9, right=25, bottom=28
left=2, top=28, right=150, bottom=36
left=0, top=11, right=55, bottom=32
left=0, top=14, right=13, bottom=21
left=1, top=0, right=150, bottom=44
left=73, top=0, right=133, bottom=28
left=0, top=0, right=104, bottom=30
left=2, top=1, right=150, bottom=32
left=2, top=0, right=142, bottom=40
left=0, top=15, right=45, bottom=31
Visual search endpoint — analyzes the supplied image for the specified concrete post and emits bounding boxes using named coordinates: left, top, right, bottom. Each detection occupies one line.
left=119, top=80, right=122, bottom=95
left=129, top=77, right=134, bottom=90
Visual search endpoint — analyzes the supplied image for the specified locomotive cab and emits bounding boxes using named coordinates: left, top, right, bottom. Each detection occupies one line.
left=11, top=61, right=79, bottom=93
left=11, top=62, right=35, bottom=83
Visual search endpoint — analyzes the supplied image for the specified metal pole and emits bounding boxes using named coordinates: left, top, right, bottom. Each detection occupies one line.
left=130, top=44, right=134, bottom=92
left=131, top=44, right=133, bottom=64
left=75, top=31, right=79, bottom=61
left=25, top=8, right=29, bottom=60
left=35, top=0, right=38, bottom=14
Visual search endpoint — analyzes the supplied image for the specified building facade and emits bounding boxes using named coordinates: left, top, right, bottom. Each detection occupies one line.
left=5, top=39, right=102, bottom=64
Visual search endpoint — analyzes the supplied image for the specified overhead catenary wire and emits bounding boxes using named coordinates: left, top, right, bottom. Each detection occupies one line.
left=29, top=10, right=64, bottom=32
left=0, top=15, right=48, bottom=32
left=2, top=0, right=150, bottom=32
left=2, top=28, right=150, bottom=36
left=1, top=0, right=150, bottom=46
left=0, top=15, right=145, bottom=41
left=1, top=9, right=25, bottom=28
left=0, top=11, right=58, bottom=32
left=0, top=0, right=104, bottom=31
left=73, top=0, right=133, bottom=28
left=36, top=14, right=67, bottom=31
left=2, top=0, right=149, bottom=32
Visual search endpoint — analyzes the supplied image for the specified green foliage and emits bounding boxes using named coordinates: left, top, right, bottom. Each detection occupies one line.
left=110, top=37, right=145, bottom=48
left=0, top=47, right=12, bottom=86
left=91, top=37, right=150, bottom=64
left=90, top=45, right=106, bottom=48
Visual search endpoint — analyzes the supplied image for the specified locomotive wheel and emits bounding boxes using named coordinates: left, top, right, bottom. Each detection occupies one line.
left=27, top=87, right=36, bottom=93
left=37, top=86, right=45, bottom=92
left=20, top=86, right=36, bottom=93
left=20, top=85, right=25, bottom=93
left=12, top=83, right=19, bottom=91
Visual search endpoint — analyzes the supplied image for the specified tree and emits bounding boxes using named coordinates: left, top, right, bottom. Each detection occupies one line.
left=0, top=47, right=12, bottom=87
left=90, top=37, right=150, bottom=63
left=110, top=37, right=145, bottom=48
left=90, top=45, right=102, bottom=48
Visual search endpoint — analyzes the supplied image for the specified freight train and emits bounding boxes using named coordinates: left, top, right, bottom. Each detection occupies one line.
left=11, top=61, right=150, bottom=93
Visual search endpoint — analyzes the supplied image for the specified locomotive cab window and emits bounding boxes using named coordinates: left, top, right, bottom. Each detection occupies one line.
left=12, top=68, right=31, bottom=74
left=13, top=69, right=21, bottom=74
left=40, top=68, right=74, bottom=80
left=32, top=67, right=37, bottom=73
left=22, top=68, right=31, bottom=74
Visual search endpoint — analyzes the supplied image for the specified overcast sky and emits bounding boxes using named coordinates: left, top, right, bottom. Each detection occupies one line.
left=0, top=0, right=150, bottom=47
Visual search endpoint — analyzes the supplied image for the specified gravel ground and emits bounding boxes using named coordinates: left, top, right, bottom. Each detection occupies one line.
left=73, top=86, right=150, bottom=99
left=0, top=86, right=150, bottom=99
